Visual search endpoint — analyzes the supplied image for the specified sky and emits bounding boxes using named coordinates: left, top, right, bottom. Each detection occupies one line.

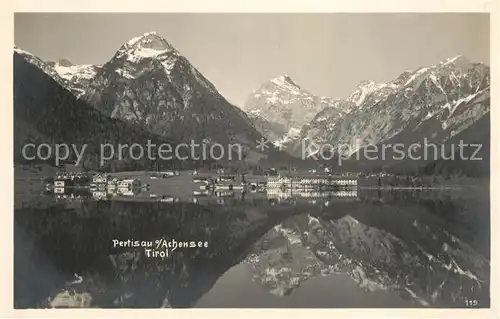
left=14, top=13, right=489, bottom=107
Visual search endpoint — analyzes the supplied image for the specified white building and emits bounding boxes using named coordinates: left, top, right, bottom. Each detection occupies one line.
left=267, top=177, right=291, bottom=188
left=267, top=176, right=358, bottom=190
left=117, top=178, right=141, bottom=190
left=266, top=187, right=292, bottom=199
left=193, top=177, right=209, bottom=183
left=54, top=181, right=65, bottom=187
left=193, top=190, right=209, bottom=196
left=118, top=189, right=135, bottom=196
left=332, top=179, right=357, bottom=186
left=92, top=191, right=107, bottom=200
left=160, top=196, right=176, bottom=203
left=333, top=190, right=358, bottom=197
left=161, top=171, right=175, bottom=176
left=92, top=174, right=107, bottom=184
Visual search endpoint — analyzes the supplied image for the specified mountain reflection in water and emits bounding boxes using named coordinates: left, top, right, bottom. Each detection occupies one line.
left=14, top=188, right=490, bottom=308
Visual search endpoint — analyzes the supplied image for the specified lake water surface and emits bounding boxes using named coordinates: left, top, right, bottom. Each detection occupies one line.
left=14, top=183, right=490, bottom=308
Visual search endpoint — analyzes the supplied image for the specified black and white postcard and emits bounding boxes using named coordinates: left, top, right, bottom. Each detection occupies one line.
left=3, top=1, right=498, bottom=318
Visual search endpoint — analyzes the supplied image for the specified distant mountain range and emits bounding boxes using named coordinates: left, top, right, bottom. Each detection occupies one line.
left=13, top=33, right=490, bottom=176
left=243, top=55, right=490, bottom=176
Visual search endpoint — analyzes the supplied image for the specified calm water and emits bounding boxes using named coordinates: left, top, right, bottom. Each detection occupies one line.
left=14, top=184, right=490, bottom=308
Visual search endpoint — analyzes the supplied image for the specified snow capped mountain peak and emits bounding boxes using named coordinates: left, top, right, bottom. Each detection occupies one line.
left=245, top=74, right=351, bottom=144
left=270, top=74, right=299, bottom=88
left=445, top=54, right=465, bottom=62
left=259, top=74, right=305, bottom=94
left=284, top=54, right=490, bottom=158
left=46, top=59, right=101, bottom=97
left=127, top=31, right=158, bottom=43
left=401, top=55, right=482, bottom=90
left=13, top=46, right=102, bottom=98
left=14, top=45, right=76, bottom=93
left=346, top=54, right=481, bottom=108
left=441, top=54, right=475, bottom=70
left=109, top=32, right=182, bottom=79
left=78, top=33, right=266, bottom=152
left=116, top=32, right=178, bottom=61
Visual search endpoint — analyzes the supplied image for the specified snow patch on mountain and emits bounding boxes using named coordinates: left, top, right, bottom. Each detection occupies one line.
left=244, top=75, right=355, bottom=144
left=274, top=127, right=302, bottom=147
left=404, top=67, right=429, bottom=86
left=286, top=55, right=489, bottom=159
left=78, top=32, right=266, bottom=154
left=442, top=54, right=474, bottom=69
left=53, top=63, right=98, bottom=81
left=14, top=46, right=100, bottom=97
left=52, top=62, right=101, bottom=96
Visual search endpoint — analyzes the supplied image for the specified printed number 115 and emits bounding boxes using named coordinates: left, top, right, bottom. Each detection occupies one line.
left=465, top=299, right=478, bottom=307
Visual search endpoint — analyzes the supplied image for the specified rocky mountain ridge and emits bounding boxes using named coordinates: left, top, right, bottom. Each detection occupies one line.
left=80, top=32, right=265, bottom=156
left=13, top=52, right=195, bottom=171
left=14, top=41, right=490, bottom=173
left=241, top=55, right=489, bottom=171
left=14, top=47, right=100, bottom=98
left=244, top=74, right=355, bottom=145
left=278, top=56, right=490, bottom=171
left=14, top=33, right=294, bottom=164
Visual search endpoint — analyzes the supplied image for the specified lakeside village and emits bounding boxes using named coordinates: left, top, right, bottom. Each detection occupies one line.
left=44, top=168, right=360, bottom=202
